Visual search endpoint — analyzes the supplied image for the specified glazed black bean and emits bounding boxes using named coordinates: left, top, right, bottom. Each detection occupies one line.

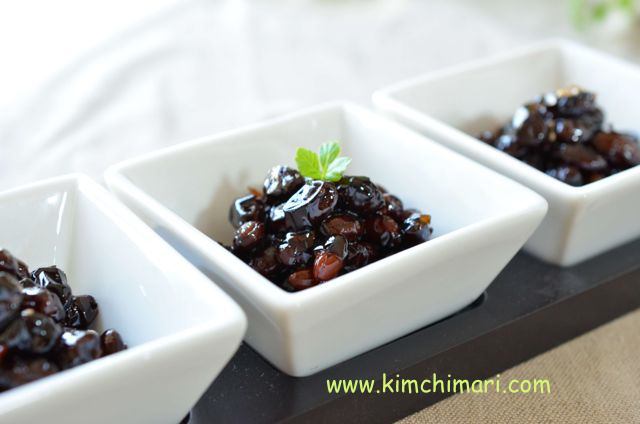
left=229, top=194, right=264, bottom=229
left=286, top=268, right=317, bottom=291
left=32, top=266, right=72, bottom=306
left=592, top=131, right=640, bottom=168
left=319, top=213, right=363, bottom=242
left=232, top=221, right=266, bottom=254
left=402, top=213, right=433, bottom=247
left=337, top=176, right=385, bottom=215
left=480, top=86, right=639, bottom=186
left=250, top=246, right=280, bottom=277
left=0, top=357, right=58, bottom=391
left=0, top=309, right=62, bottom=355
left=22, top=310, right=62, bottom=355
left=265, top=203, right=287, bottom=235
left=0, top=250, right=127, bottom=392
left=0, top=312, right=32, bottom=351
left=277, top=231, right=315, bottom=268
left=545, top=165, right=584, bottom=187
left=557, top=143, right=608, bottom=172
left=344, top=242, right=377, bottom=273
left=0, top=251, right=15, bottom=275
left=553, top=88, right=598, bottom=117
left=316, top=235, right=349, bottom=261
left=0, top=273, right=23, bottom=331
left=100, top=329, right=127, bottom=356
left=364, top=213, right=403, bottom=250
left=313, top=251, right=343, bottom=282
left=513, top=103, right=548, bottom=147
left=283, top=181, right=338, bottom=231
left=225, top=164, right=434, bottom=290
left=382, top=194, right=404, bottom=222
left=64, top=295, right=99, bottom=329
left=263, top=166, right=305, bottom=204
left=21, top=286, right=65, bottom=322
left=56, top=329, right=102, bottom=370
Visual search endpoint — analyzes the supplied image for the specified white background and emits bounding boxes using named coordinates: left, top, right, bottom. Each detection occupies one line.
left=1, top=0, right=638, bottom=191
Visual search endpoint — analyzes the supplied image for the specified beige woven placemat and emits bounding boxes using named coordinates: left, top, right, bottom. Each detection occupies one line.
left=398, top=308, right=640, bottom=423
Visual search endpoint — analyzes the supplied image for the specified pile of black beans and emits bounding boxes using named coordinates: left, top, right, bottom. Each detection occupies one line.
left=226, top=166, right=433, bottom=291
left=0, top=249, right=126, bottom=392
left=479, top=86, right=640, bottom=186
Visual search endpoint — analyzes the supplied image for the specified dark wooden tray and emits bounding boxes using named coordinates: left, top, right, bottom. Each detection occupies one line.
left=187, top=238, right=640, bottom=424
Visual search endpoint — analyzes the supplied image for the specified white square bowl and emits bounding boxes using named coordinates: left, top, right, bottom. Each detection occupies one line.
left=373, top=39, right=640, bottom=266
left=0, top=175, right=246, bottom=424
left=105, top=102, right=547, bottom=377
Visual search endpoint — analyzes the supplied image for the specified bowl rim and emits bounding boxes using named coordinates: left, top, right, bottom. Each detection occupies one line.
left=105, top=101, right=548, bottom=315
left=372, top=38, right=640, bottom=202
left=0, top=174, right=247, bottom=405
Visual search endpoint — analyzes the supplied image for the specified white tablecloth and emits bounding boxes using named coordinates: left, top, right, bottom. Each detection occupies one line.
left=0, top=0, right=638, bottom=192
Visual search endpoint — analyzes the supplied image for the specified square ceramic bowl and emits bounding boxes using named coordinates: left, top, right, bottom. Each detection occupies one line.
left=0, top=175, right=246, bottom=424
left=105, top=102, right=547, bottom=377
left=373, top=39, right=640, bottom=266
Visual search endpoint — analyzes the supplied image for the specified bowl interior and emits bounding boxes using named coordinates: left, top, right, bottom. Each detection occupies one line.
left=0, top=179, right=223, bottom=347
left=0, top=182, right=76, bottom=268
left=388, top=42, right=640, bottom=137
left=119, top=105, right=540, bottom=246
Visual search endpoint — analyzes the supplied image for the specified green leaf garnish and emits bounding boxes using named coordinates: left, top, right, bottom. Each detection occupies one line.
left=295, top=141, right=352, bottom=182
left=324, top=156, right=351, bottom=182
left=295, top=147, right=323, bottom=180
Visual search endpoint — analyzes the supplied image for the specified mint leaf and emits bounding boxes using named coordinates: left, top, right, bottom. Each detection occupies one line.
left=295, top=148, right=322, bottom=180
left=319, top=142, right=341, bottom=174
left=295, top=141, right=351, bottom=181
left=324, top=157, right=351, bottom=182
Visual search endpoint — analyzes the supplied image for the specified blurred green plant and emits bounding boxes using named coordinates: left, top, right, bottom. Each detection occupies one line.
left=571, top=0, right=637, bottom=28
